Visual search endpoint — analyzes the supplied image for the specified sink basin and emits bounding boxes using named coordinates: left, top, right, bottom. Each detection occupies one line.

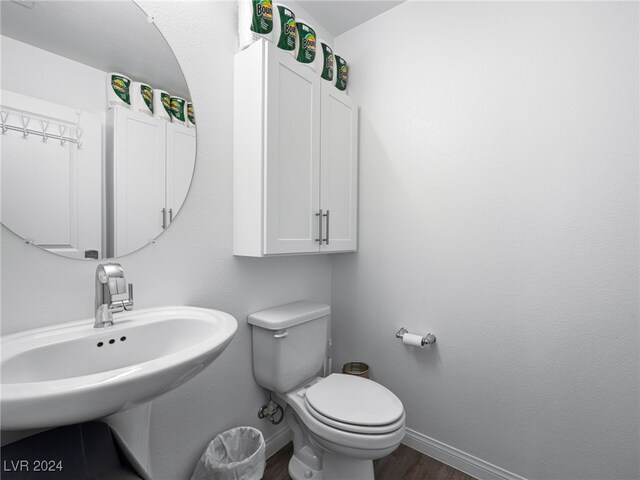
left=1, top=306, right=237, bottom=430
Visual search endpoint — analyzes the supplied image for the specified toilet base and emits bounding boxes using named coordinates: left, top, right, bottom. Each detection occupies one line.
left=323, top=452, right=374, bottom=480
left=288, top=449, right=375, bottom=480
left=289, top=450, right=323, bottom=480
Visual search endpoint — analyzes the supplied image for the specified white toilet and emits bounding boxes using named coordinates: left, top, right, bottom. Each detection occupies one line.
left=248, top=301, right=405, bottom=480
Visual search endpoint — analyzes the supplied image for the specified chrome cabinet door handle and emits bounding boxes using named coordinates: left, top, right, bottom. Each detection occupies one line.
left=169, top=208, right=174, bottom=223
left=323, top=210, right=330, bottom=245
left=315, top=209, right=323, bottom=243
left=161, top=208, right=167, bottom=229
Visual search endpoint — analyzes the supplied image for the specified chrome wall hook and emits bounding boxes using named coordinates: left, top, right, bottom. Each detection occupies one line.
left=21, top=115, right=30, bottom=137
left=41, top=120, right=50, bottom=142
left=59, top=125, right=67, bottom=146
left=1, top=111, right=8, bottom=133
left=76, top=126, right=83, bottom=149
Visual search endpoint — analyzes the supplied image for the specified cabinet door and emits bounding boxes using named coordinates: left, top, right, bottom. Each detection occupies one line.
left=320, top=83, right=358, bottom=252
left=165, top=122, right=196, bottom=226
left=112, top=107, right=165, bottom=257
left=264, top=43, right=321, bottom=255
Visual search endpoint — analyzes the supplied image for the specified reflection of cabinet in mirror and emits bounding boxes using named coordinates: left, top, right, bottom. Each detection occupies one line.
left=233, top=40, right=358, bottom=257
left=0, top=90, right=102, bottom=258
left=105, top=106, right=195, bottom=257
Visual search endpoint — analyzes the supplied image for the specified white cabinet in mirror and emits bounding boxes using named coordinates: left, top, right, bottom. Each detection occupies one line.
left=0, top=0, right=196, bottom=260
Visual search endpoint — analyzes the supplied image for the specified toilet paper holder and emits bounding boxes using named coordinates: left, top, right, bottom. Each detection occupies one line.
left=396, top=327, right=436, bottom=346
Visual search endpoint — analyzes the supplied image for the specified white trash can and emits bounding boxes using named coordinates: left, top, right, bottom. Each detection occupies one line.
left=191, top=426, right=265, bottom=480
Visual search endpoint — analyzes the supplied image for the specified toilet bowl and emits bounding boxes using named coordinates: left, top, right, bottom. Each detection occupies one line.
left=248, top=302, right=405, bottom=480
left=277, top=374, right=405, bottom=479
left=274, top=375, right=405, bottom=479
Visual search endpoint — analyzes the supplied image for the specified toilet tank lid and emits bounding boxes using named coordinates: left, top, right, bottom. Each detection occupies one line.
left=247, top=301, right=330, bottom=330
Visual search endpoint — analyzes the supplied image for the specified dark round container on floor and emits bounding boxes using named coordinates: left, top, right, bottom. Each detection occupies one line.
left=342, top=362, right=370, bottom=378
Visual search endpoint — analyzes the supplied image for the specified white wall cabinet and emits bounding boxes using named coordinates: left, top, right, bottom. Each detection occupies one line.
left=234, top=40, right=358, bottom=257
left=106, top=106, right=195, bottom=257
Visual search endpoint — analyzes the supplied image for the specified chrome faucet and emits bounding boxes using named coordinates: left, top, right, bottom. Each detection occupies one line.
left=94, top=263, right=134, bottom=328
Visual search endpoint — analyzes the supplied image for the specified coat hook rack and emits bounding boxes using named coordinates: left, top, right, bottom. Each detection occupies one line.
left=0, top=107, right=84, bottom=147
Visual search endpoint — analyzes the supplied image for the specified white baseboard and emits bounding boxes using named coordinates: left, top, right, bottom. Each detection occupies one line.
left=403, top=428, right=528, bottom=480
left=264, top=427, right=292, bottom=459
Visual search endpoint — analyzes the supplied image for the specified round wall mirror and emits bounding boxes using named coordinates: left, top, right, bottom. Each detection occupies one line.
left=0, top=0, right=196, bottom=259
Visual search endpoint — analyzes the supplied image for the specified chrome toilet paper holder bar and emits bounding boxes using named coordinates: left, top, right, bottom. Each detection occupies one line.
left=396, top=327, right=436, bottom=346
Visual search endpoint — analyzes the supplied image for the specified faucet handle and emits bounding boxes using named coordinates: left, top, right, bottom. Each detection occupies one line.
left=124, top=283, right=134, bottom=310
left=117, top=283, right=134, bottom=311
left=108, top=276, right=127, bottom=295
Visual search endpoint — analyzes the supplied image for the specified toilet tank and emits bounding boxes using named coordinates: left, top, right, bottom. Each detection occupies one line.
left=248, top=301, right=330, bottom=393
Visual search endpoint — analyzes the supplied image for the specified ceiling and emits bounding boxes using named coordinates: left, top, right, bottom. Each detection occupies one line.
left=0, top=0, right=190, bottom=99
left=288, top=1, right=405, bottom=37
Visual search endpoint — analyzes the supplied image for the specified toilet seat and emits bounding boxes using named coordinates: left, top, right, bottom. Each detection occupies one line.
left=304, top=398, right=405, bottom=434
left=303, top=374, right=404, bottom=434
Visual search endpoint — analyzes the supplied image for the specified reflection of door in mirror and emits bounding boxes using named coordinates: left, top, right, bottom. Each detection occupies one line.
left=1, top=1, right=196, bottom=260
left=1, top=90, right=102, bottom=259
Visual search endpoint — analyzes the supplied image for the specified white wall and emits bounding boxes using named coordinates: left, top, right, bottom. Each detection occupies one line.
left=0, top=1, right=331, bottom=478
left=286, top=0, right=335, bottom=45
left=1, top=36, right=107, bottom=114
left=332, top=2, right=639, bottom=479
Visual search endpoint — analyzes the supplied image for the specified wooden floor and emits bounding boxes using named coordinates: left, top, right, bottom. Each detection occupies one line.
left=263, top=442, right=477, bottom=480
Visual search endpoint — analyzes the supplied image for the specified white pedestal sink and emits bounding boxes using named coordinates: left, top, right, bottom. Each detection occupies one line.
left=1, top=306, right=238, bottom=479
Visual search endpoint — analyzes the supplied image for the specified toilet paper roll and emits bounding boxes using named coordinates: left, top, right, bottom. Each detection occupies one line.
left=273, top=3, right=296, bottom=54
left=107, top=73, right=131, bottom=107
left=295, top=19, right=316, bottom=69
left=187, top=102, right=196, bottom=128
left=170, top=96, right=187, bottom=125
left=314, top=40, right=334, bottom=81
left=238, top=0, right=273, bottom=51
left=130, top=82, right=154, bottom=116
left=154, top=89, right=172, bottom=121
left=402, top=333, right=424, bottom=348
left=334, top=55, right=348, bottom=92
